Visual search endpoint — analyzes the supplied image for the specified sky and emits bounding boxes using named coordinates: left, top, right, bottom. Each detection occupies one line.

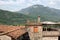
left=0, top=0, right=60, bottom=11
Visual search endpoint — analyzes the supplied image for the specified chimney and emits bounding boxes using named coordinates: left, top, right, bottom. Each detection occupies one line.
left=37, top=16, right=40, bottom=23
left=27, top=20, right=30, bottom=24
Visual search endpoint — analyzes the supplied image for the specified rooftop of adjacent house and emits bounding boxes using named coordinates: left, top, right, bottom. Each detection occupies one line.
left=41, top=21, right=57, bottom=24
left=0, top=25, right=27, bottom=39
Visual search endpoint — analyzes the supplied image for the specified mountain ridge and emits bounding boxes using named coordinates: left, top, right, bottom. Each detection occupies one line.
left=19, top=4, right=60, bottom=22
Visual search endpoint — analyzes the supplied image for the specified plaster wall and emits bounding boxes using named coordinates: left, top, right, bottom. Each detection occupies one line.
left=43, top=37, right=58, bottom=40
left=0, top=35, right=11, bottom=40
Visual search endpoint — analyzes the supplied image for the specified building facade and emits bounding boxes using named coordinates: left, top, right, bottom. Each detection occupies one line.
left=25, top=16, right=60, bottom=40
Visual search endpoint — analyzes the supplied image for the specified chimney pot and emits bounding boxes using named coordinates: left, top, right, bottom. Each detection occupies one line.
left=38, top=16, right=40, bottom=23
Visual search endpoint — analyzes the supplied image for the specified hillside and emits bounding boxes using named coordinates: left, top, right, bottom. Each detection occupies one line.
left=19, top=5, right=60, bottom=22
left=0, top=10, right=32, bottom=25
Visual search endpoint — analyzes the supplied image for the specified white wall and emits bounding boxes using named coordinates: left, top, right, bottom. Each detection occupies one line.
left=43, top=37, right=58, bottom=40
left=0, top=35, right=11, bottom=40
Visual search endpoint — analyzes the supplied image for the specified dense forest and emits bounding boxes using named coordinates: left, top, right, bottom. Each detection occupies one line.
left=0, top=10, right=32, bottom=25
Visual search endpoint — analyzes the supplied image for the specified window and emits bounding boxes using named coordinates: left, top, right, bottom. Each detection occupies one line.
left=34, top=27, right=38, bottom=33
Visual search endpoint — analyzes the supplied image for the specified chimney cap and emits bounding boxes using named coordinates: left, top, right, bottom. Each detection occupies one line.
left=38, top=16, right=40, bottom=17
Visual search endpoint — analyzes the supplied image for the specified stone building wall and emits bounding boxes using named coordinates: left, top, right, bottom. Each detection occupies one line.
left=43, top=37, right=58, bottom=40
left=0, top=35, right=11, bottom=40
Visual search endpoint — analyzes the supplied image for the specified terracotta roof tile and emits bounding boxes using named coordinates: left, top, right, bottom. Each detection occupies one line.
left=0, top=25, right=26, bottom=38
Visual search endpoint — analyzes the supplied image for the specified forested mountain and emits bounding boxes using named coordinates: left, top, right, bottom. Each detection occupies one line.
left=0, top=10, right=32, bottom=25
left=1, top=4, right=60, bottom=25
left=19, top=5, right=60, bottom=22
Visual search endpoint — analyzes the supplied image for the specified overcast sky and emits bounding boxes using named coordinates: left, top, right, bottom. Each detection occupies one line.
left=0, top=0, right=60, bottom=11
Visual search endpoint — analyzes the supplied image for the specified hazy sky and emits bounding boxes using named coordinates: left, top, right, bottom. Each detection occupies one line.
left=0, top=0, right=60, bottom=11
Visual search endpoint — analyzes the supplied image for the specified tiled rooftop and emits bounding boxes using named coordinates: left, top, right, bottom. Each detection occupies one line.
left=0, top=25, right=26, bottom=39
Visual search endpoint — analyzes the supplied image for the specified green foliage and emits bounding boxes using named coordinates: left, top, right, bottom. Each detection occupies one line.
left=0, top=10, right=32, bottom=25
